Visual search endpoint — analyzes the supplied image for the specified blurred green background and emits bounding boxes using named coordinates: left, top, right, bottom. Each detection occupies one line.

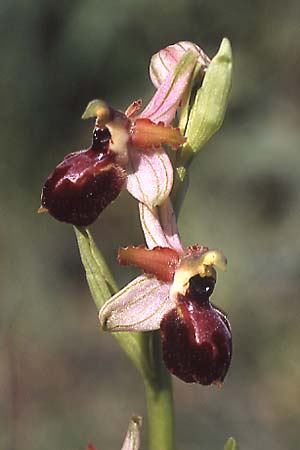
left=1, top=0, right=299, bottom=449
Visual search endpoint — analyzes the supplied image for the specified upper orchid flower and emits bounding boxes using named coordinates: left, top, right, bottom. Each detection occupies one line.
left=39, top=47, right=201, bottom=226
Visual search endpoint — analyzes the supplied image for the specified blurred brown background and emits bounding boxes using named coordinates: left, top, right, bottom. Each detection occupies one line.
left=0, top=0, right=299, bottom=449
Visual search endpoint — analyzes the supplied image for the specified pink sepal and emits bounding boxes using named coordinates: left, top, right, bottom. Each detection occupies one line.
left=139, top=52, right=198, bottom=125
left=99, top=275, right=174, bottom=332
left=126, top=146, right=173, bottom=208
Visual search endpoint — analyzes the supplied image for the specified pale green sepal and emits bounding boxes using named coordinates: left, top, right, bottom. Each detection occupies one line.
left=73, top=227, right=153, bottom=381
left=182, top=38, right=232, bottom=165
left=224, top=437, right=238, bottom=450
left=121, top=416, right=143, bottom=450
left=81, top=99, right=109, bottom=119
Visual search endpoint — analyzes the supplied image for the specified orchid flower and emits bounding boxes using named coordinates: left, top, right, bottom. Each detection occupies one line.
left=39, top=47, right=201, bottom=226
left=95, top=43, right=232, bottom=386
left=99, top=197, right=232, bottom=386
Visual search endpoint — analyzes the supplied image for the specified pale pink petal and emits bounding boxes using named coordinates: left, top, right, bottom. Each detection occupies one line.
left=99, top=275, right=174, bottom=332
left=126, top=146, right=173, bottom=208
left=138, top=203, right=171, bottom=249
left=150, top=41, right=211, bottom=89
left=139, top=51, right=198, bottom=125
left=159, top=198, right=184, bottom=254
left=139, top=201, right=184, bottom=254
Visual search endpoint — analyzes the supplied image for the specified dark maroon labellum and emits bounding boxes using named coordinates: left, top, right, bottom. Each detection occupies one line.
left=41, top=144, right=126, bottom=226
left=160, top=275, right=232, bottom=385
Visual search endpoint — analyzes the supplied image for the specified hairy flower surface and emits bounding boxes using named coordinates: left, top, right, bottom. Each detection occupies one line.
left=100, top=244, right=232, bottom=386
left=39, top=46, right=201, bottom=226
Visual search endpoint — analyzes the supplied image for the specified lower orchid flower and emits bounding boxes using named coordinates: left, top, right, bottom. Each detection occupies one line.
left=99, top=242, right=232, bottom=386
left=39, top=47, right=201, bottom=226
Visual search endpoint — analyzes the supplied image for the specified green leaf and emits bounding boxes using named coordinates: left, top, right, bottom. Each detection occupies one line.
left=224, top=437, right=238, bottom=450
left=181, top=38, right=232, bottom=166
left=74, top=226, right=153, bottom=380
left=74, top=226, right=117, bottom=309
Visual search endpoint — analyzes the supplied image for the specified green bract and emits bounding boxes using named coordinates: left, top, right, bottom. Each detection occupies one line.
left=181, top=38, right=232, bottom=166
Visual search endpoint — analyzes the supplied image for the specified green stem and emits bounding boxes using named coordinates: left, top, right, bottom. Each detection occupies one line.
left=74, top=226, right=153, bottom=380
left=145, top=331, right=175, bottom=450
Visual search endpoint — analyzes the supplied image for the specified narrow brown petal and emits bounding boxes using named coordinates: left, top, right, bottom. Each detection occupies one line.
left=118, top=246, right=179, bottom=282
left=125, top=100, right=142, bottom=118
left=131, top=118, right=186, bottom=150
